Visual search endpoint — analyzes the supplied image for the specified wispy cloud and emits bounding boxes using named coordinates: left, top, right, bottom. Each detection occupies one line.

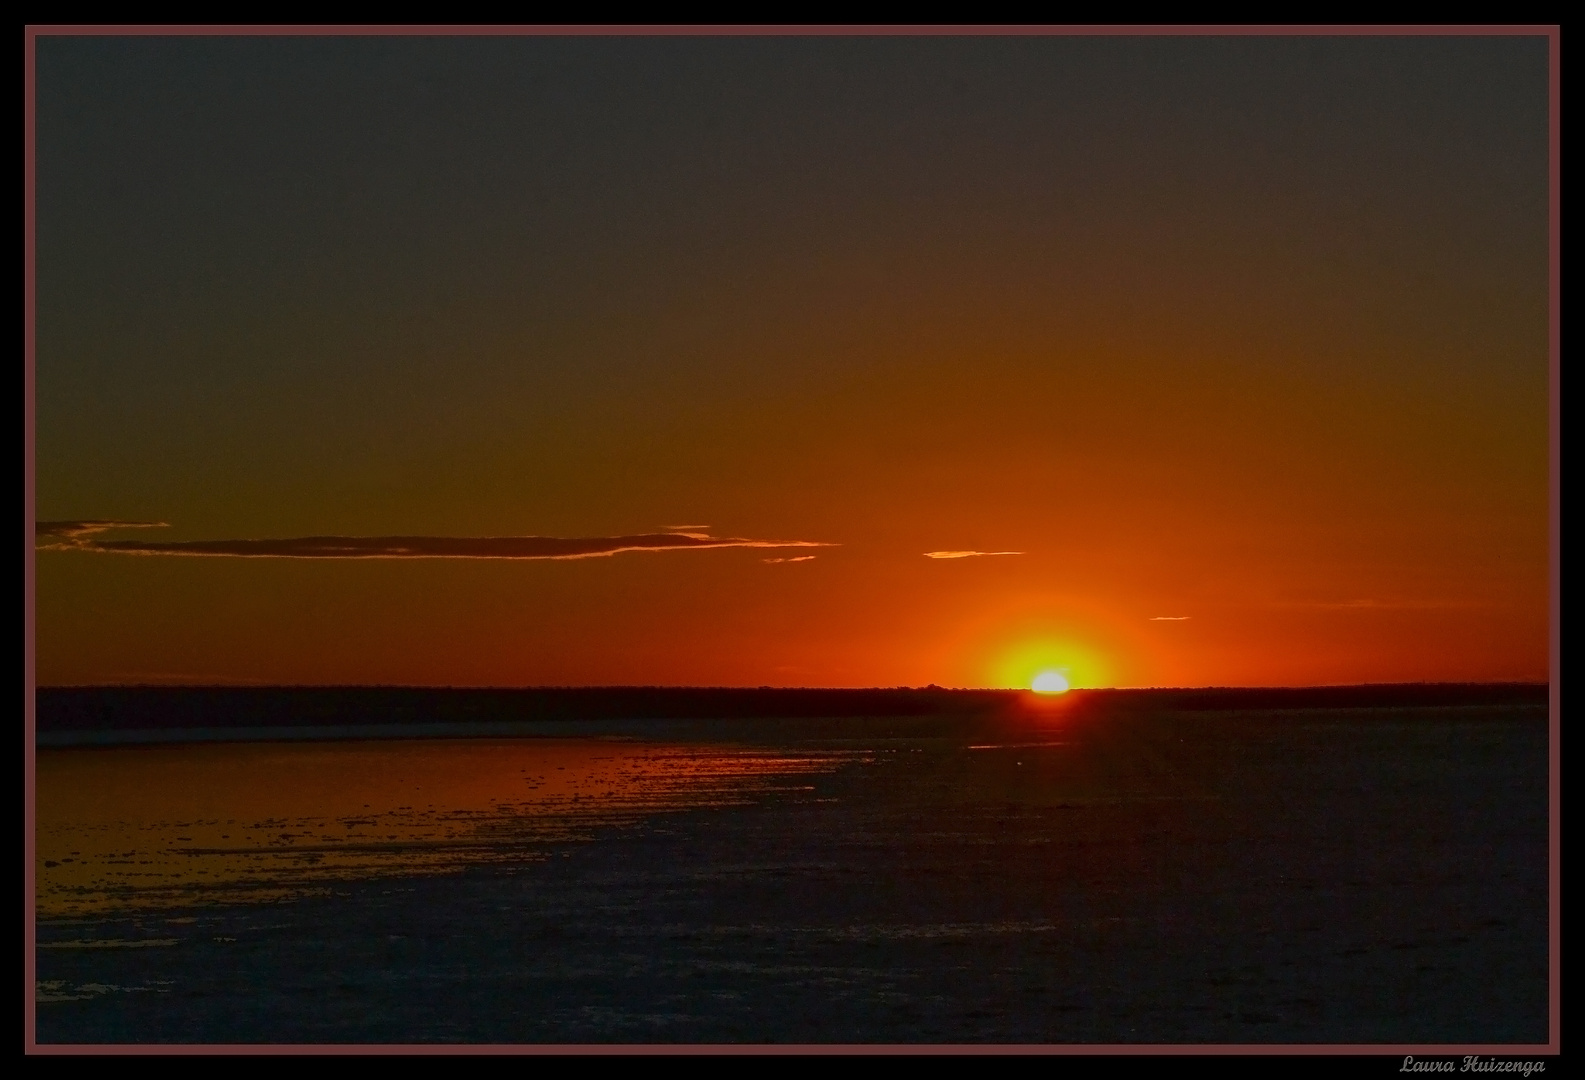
left=1149, top=616, right=1191, bottom=621
left=924, top=550, right=1023, bottom=559
left=763, top=555, right=818, bottom=564
left=1283, top=598, right=1487, bottom=612
left=36, top=520, right=169, bottom=541
left=35, top=521, right=835, bottom=561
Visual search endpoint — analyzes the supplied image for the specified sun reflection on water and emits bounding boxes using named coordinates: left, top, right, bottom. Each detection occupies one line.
left=36, top=738, right=845, bottom=916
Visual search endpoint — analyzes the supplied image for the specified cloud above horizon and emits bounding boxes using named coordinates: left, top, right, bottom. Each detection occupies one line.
left=923, top=550, right=1023, bottom=559
left=36, top=520, right=171, bottom=540
left=35, top=521, right=835, bottom=561
left=1281, top=598, right=1487, bottom=612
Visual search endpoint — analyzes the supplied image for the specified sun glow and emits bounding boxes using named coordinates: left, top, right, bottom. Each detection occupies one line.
left=1031, top=671, right=1070, bottom=694
left=986, top=634, right=1111, bottom=691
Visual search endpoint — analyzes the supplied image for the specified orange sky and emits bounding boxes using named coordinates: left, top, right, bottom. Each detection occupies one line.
left=32, top=35, right=1551, bottom=688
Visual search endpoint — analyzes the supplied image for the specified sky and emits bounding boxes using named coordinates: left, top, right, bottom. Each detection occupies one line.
left=31, top=33, right=1552, bottom=689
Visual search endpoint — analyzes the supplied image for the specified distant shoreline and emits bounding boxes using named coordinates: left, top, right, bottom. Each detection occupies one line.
left=35, top=683, right=1549, bottom=743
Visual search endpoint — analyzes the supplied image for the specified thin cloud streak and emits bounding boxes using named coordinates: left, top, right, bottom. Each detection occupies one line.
left=763, top=556, right=818, bottom=564
left=923, top=550, right=1023, bottom=559
left=36, top=522, right=835, bottom=561
left=1281, top=598, right=1490, bottom=612
left=36, top=520, right=169, bottom=541
left=1149, top=616, right=1192, bottom=621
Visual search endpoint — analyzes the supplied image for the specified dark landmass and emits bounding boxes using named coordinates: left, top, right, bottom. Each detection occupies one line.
left=35, top=683, right=1548, bottom=734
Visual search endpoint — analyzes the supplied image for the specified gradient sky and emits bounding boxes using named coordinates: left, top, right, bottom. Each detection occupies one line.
left=32, top=33, right=1551, bottom=688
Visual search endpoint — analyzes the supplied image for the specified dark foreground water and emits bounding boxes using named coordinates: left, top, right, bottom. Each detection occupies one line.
left=34, top=705, right=1549, bottom=1044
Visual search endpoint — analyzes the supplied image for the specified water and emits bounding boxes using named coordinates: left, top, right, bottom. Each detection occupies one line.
left=33, top=706, right=1549, bottom=1044
left=37, top=737, right=844, bottom=917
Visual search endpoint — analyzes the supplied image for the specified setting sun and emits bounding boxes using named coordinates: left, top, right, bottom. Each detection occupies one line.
left=986, top=635, right=1112, bottom=691
left=1032, top=671, right=1070, bottom=694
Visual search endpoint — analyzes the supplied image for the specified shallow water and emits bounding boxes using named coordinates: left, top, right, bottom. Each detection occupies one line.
left=33, top=708, right=1550, bottom=1044
left=37, top=738, right=847, bottom=916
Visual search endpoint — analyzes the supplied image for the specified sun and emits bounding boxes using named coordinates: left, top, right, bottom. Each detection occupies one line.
left=982, top=631, right=1112, bottom=690
left=1031, top=671, right=1070, bottom=694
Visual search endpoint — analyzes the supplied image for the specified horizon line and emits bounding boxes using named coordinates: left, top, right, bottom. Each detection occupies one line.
left=33, top=679, right=1551, bottom=691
